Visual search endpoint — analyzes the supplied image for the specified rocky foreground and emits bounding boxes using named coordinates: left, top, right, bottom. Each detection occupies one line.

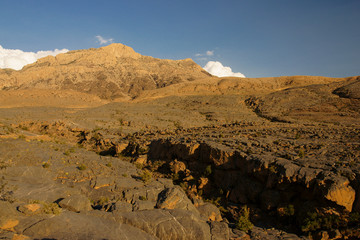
left=0, top=118, right=359, bottom=239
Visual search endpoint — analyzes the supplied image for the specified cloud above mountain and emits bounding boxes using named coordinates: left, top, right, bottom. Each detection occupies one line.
left=203, top=61, right=246, bottom=78
left=96, top=35, right=114, bottom=45
left=0, top=45, right=68, bottom=70
left=195, top=50, right=214, bottom=58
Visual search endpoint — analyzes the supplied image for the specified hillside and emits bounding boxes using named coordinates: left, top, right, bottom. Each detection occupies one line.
left=0, top=43, right=212, bottom=99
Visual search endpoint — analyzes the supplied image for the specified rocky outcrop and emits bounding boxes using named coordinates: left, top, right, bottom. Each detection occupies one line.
left=147, top=136, right=359, bottom=232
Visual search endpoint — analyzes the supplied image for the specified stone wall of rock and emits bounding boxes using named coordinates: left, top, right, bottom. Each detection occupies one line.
left=148, top=139, right=358, bottom=214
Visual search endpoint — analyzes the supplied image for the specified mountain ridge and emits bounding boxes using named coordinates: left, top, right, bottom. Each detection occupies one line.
left=0, top=43, right=213, bottom=99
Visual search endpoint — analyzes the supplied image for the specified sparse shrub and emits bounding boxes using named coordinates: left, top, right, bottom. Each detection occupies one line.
left=283, top=153, right=292, bottom=160
left=172, top=173, right=180, bottom=181
left=278, top=204, right=295, bottom=217
left=301, top=211, right=344, bottom=233
left=268, top=165, right=277, bottom=174
left=42, top=162, right=50, bottom=168
left=97, top=196, right=109, bottom=206
left=139, top=195, right=147, bottom=201
left=179, top=182, right=189, bottom=191
left=77, top=164, right=87, bottom=170
left=42, top=202, right=62, bottom=215
left=236, top=205, right=253, bottom=232
left=18, top=135, right=26, bottom=139
left=295, top=132, right=301, bottom=139
left=173, top=121, right=182, bottom=129
left=284, top=204, right=295, bottom=216
left=106, top=162, right=112, bottom=168
left=349, top=212, right=360, bottom=226
left=298, top=149, right=305, bottom=158
left=134, top=162, right=143, bottom=169
left=246, top=149, right=253, bottom=154
left=63, top=150, right=70, bottom=156
left=139, top=169, right=152, bottom=183
left=20, top=125, right=29, bottom=131
left=204, top=165, right=212, bottom=177
left=31, top=200, right=62, bottom=215
left=122, top=173, right=128, bottom=177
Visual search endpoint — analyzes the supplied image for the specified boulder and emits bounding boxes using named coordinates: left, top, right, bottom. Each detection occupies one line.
left=59, top=194, right=93, bottom=212
left=22, top=211, right=157, bottom=240
left=114, top=209, right=211, bottom=240
left=156, top=186, right=200, bottom=214
left=0, top=201, right=20, bottom=230
left=210, top=221, right=230, bottom=240
left=197, top=202, right=222, bottom=222
left=17, top=203, right=42, bottom=215
left=110, top=201, right=133, bottom=213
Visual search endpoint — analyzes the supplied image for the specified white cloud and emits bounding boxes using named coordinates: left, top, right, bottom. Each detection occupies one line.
left=195, top=50, right=214, bottom=58
left=0, top=45, right=69, bottom=70
left=203, top=61, right=246, bottom=78
left=206, top=50, right=214, bottom=56
left=96, top=35, right=114, bottom=45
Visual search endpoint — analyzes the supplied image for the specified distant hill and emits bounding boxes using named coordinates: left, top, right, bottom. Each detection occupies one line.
left=0, top=43, right=212, bottom=99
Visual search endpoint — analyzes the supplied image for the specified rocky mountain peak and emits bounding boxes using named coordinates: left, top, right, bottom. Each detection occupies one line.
left=0, top=43, right=213, bottom=99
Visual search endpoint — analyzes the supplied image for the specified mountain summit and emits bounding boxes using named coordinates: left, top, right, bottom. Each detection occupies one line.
left=0, top=43, right=212, bottom=99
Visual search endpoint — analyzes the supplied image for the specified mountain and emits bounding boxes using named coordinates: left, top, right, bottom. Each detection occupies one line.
left=0, top=43, right=212, bottom=99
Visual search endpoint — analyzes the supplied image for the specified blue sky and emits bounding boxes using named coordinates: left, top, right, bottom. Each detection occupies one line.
left=1, top=0, right=359, bottom=78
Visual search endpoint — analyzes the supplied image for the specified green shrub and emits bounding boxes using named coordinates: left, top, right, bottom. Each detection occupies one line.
left=77, top=164, right=87, bottom=170
left=140, top=170, right=152, bottom=183
left=31, top=200, right=62, bottom=215
left=204, top=165, right=212, bottom=177
left=236, top=205, right=253, bottom=232
left=139, top=195, right=147, bottom=201
left=42, top=162, right=51, bottom=168
left=301, top=211, right=343, bottom=232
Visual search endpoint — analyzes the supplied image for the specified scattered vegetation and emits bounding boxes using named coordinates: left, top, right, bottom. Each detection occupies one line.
left=301, top=211, right=345, bottom=233
left=31, top=200, right=62, bottom=215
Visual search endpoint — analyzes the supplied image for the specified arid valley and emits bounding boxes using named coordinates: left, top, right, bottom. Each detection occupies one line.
left=0, top=44, right=359, bottom=240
